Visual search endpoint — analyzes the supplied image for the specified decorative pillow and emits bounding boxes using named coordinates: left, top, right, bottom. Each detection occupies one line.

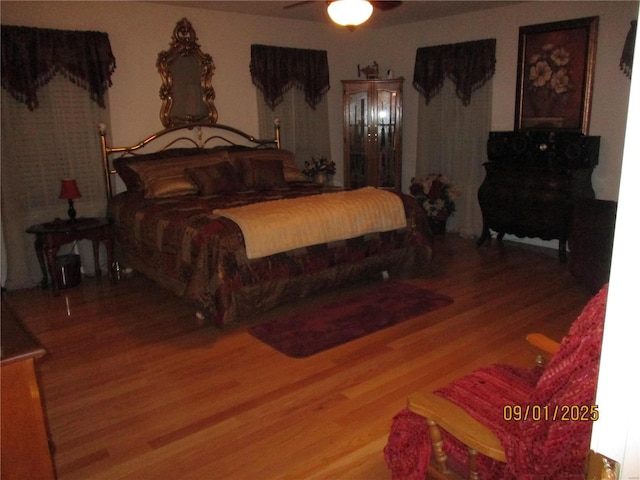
left=125, top=150, right=230, bottom=198
left=186, top=161, right=243, bottom=195
left=230, top=148, right=307, bottom=182
left=237, top=158, right=289, bottom=190
left=113, top=148, right=216, bottom=192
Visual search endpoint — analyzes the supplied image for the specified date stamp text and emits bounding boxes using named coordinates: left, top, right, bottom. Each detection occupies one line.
left=503, top=404, right=599, bottom=422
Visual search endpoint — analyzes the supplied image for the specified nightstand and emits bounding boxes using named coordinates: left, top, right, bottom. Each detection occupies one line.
left=26, top=217, right=115, bottom=295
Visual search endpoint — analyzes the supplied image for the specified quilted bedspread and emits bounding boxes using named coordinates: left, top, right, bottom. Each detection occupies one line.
left=108, top=184, right=433, bottom=326
left=214, top=187, right=407, bottom=259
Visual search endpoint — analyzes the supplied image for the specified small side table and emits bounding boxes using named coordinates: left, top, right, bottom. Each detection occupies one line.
left=26, top=217, right=115, bottom=295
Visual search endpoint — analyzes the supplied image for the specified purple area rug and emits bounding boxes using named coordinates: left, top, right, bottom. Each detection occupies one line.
left=248, top=281, right=453, bottom=358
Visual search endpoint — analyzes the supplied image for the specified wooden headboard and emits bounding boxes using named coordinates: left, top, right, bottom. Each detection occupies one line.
left=99, top=122, right=281, bottom=199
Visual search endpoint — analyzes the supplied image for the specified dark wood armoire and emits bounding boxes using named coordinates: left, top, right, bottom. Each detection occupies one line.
left=477, top=130, right=600, bottom=261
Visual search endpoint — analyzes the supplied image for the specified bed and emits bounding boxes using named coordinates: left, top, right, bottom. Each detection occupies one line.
left=101, top=123, right=433, bottom=326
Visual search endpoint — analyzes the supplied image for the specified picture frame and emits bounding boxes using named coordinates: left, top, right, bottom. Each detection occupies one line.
left=514, top=16, right=598, bottom=134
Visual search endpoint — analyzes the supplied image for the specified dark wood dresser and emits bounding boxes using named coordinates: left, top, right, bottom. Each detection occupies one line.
left=1, top=300, right=56, bottom=480
left=477, top=130, right=600, bottom=261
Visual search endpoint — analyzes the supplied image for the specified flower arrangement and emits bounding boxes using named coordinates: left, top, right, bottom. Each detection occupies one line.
left=302, top=156, right=336, bottom=178
left=410, top=174, right=459, bottom=221
left=527, top=42, right=573, bottom=114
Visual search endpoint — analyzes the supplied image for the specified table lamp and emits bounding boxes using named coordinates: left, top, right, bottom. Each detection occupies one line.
left=59, top=179, right=81, bottom=222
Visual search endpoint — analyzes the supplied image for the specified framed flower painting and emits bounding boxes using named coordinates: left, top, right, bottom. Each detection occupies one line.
left=514, top=16, right=598, bottom=134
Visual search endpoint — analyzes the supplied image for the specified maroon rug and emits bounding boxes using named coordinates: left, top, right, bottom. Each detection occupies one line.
left=248, top=281, right=453, bottom=358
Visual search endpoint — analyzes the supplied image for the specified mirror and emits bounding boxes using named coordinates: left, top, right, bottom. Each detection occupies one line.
left=157, top=18, right=218, bottom=127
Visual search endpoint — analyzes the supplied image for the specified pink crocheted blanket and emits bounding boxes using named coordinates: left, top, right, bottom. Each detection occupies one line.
left=384, top=285, right=608, bottom=479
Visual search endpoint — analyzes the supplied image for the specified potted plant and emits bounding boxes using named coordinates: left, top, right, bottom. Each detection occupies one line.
left=410, top=174, right=459, bottom=234
left=303, top=156, right=336, bottom=185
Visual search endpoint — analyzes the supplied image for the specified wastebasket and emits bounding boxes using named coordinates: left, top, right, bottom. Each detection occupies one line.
left=54, top=254, right=81, bottom=289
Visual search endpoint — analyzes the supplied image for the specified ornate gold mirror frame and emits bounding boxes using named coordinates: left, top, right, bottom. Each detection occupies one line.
left=157, top=18, right=218, bottom=127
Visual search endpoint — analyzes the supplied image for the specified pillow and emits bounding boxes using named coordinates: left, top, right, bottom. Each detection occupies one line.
left=113, top=148, right=217, bottom=192
left=125, top=150, right=231, bottom=198
left=230, top=148, right=307, bottom=182
left=186, top=161, right=243, bottom=195
left=237, top=158, right=289, bottom=190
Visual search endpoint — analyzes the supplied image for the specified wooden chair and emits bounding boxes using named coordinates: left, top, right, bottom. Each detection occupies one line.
left=384, top=285, right=608, bottom=480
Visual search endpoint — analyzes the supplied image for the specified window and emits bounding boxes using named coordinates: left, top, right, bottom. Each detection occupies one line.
left=257, top=88, right=330, bottom=169
left=1, top=76, right=109, bottom=289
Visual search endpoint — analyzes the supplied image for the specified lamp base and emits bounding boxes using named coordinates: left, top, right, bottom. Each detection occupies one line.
left=67, top=199, right=77, bottom=223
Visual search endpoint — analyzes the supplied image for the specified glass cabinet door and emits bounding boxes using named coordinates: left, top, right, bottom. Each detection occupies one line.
left=376, top=88, right=399, bottom=188
left=343, top=79, right=403, bottom=190
left=347, top=89, right=369, bottom=189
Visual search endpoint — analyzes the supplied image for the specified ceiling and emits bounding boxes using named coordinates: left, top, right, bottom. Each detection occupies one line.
left=151, top=1, right=523, bottom=29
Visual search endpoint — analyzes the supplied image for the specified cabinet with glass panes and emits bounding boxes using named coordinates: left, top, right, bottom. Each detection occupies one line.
left=342, top=78, right=403, bottom=190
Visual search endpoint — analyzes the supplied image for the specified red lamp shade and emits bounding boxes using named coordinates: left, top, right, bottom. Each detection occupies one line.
left=59, top=179, right=81, bottom=200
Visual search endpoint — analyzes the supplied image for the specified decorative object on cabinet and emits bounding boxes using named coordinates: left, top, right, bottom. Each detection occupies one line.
left=515, top=17, right=598, bottom=134
left=157, top=18, right=218, bottom=127
left=358, top=61, right=379, bottom=79
left=409, top=174, right=459, bottom=235
left=477, top=130, right=600, bottom=261
left=342, top=78, right=403, bottom=190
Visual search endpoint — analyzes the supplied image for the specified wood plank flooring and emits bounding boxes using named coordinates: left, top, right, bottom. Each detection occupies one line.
left=2, top=235, right=594, bottom=480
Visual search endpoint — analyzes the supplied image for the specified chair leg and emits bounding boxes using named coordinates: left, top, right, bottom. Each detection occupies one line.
left=427, top=418, right=450, bottom=475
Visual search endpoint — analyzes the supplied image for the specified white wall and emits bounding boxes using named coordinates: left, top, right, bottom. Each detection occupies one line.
left=2, top=1, right=636, bottom=200
left=590, top=5, right=640, bottom=477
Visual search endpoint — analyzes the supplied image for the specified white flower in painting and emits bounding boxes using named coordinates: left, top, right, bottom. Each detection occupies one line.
left=551, top=47, right=570, bottom=66
left=530, top=61, right=553, bottom=87
left=551, top=68, right=571, bottom=94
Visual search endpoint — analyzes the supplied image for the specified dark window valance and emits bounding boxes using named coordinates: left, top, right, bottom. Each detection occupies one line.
left=620, top=20, right=636, bottom=78
left=1, top=25, right=116, bottom=110
left=413, top=38, right=496, bottom=106
left=250, top=44, right=330, bottom=110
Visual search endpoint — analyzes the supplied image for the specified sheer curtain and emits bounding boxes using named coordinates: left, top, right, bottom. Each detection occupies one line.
left=1, top=25, right=115, bottom=290
left=257, top=88, right=330, bottom=170
left=416, top=80, right=492, bottom=237
left=1, top=77, right=109, bottom=290
left=413, top=39, right=495, bottom=237
left=251, top=44, right=331, bottom=172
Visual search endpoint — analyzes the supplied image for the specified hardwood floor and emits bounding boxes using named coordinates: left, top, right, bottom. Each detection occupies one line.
left=2, top=235, right=594, bottom=480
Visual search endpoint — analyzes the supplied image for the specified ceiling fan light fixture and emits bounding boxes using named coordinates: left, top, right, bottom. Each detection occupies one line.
left=327, top=0, right=373, bottom=28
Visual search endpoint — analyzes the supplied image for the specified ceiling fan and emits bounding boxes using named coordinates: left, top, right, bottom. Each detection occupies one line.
left=285, top=1, right=403, bottom=29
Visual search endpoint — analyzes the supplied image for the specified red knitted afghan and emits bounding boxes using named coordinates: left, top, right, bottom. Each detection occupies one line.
left=384, top=285, right=608, bottom=479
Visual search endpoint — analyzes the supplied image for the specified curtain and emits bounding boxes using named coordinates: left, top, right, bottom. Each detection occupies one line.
left=257, top=88, right=331, bottom=173
left=1, top=25, right=116, bottom=110
left=250, top=44, right=330, bottom=110
left=620, top=20, right=637, bottom=78
left=414, top=39, right=495, bottom=238
left=1, top=25, right=114, bottom=290
left=1, top=78, right=110, bottom=290
left=413, top=39, right=496, bottom=106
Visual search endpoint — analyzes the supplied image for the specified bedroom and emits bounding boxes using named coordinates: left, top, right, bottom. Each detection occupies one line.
left=1, top=1, right=638, bottom=479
